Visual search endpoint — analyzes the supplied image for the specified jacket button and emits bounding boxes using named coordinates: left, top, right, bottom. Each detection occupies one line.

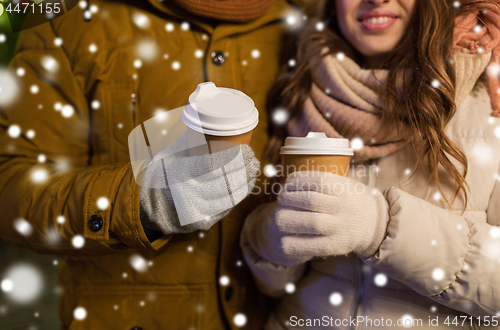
left=111, top=243, right=128, bottom=250
left=88, top=214, right=103, bottom=232
left=225, top=286, right=233, bottom=302
left=211, top=51, right=225, bottom=65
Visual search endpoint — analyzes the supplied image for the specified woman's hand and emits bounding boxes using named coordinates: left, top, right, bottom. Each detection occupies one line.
left=277, top=171, right=391, bottom=260
left=246, top=171, right=390, bottom=267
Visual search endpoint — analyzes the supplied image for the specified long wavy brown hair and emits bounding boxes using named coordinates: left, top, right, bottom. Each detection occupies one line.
left=264, top=0, right=492, bottom=209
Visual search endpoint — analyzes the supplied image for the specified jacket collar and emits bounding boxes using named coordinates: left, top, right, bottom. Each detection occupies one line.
left=146, top=0, right=297, bottom=41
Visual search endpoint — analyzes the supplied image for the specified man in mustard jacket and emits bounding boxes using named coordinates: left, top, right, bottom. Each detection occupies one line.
left=0, top=0, right=302, bottom=328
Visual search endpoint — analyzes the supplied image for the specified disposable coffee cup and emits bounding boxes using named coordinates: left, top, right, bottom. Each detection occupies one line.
left=182, top=82, right=258, bottom=155
left=280, top=132, right=354, bottom=177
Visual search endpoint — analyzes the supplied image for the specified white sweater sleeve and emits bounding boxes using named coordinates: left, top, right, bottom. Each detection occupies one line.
left=240, top=202, right=307, bottom=298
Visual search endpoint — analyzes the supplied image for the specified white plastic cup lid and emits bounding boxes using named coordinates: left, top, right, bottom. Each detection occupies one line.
left=280, top=132, right=354, bottom=155
left=181, top=82, right=259, bottom=136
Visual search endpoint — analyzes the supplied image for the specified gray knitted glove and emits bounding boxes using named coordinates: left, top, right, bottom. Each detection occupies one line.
left=139, top=133, right=260, bottom=235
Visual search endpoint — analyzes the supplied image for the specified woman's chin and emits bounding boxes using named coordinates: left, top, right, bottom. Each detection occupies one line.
left=356, top=43, right=397, bottom=59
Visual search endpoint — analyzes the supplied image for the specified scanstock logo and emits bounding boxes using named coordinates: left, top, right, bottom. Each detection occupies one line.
left=1, top=0, right=79, bottom=32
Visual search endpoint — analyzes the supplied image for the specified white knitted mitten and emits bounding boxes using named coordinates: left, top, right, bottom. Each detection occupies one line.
left=242, top=171, right=390, bottom=267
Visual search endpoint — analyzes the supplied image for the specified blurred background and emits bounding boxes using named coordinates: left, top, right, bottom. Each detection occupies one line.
left=0, top=14, right=61, bottom=330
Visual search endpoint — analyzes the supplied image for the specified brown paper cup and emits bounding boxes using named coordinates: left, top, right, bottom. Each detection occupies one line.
left=283, top=154, right=351, bottom=178
left=187, top=127, right=253, bottom=155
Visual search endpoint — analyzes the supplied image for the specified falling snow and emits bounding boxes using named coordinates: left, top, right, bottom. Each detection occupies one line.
left=84, top=10, right=91, bottom=20
left=133, top=13, right=150, bottom=29
left=432, top=268, right=445, bottom=281
left=14, top=219, right=33, bottom=236
left=494, top=126, right=500, bottom=138
left=61, top=105, right=74, bottom=118
left=233, top=313, right=247, bottom=327
left=286, top=15, right=297, bottom=25
left=285, top=283, right=295, bottom=293
left=181, top=22, right=190, bottom=31
left=251, top=49, right=260, bottom=58
left=1, top=279, right=13, bottom=292
left=351, top=138, right=364, bottom=151
left=264, top=164, right=277, bottom=177
left=1, top=263, right=43, bottom=303
left=219, top=276, right=230, bottom=286
left=72, top=235, right=85, bottom=249
left=488, top=63, right=500, bottom=77
left=431, top=79, right=440, bottom=89
left=329, top=292, right=342, bottom=306
left=165, top=23, right=174, bottom=32
left=471, top=142, right=494, bottom=165
left=97, top=197, right=109, bottom=210
left=490, top=227, right=500, bottom=239
left=54, top=37, right=63, bottom=46
left=38, top=154, right=46, bottom=163
left=336, top=52, right=345, bottom=61
left=130, top=254, right=148, bottom=272
left=16, top=68, right=25, bottom=76
left=316, top=22, right=325, bottom=31
left=374, top=273, right=388, bottom=287
left=74, top=307, right=87, bottom=320
left=30, top=85, right=39, bottom=94
left=41, top=56, right=58, bottom=72
left=31, top=168, right=48, bottom=183
left=8, top=125, right=21, bottom=138
left=89, top=44, right=97, bottom=53
left=401, top=314, right=414, bottom=328
left=137, top=41, right=158, bottom=61
left=272, top=108, right=289, bottom=125
left=172, top=61, right=181, bottom=70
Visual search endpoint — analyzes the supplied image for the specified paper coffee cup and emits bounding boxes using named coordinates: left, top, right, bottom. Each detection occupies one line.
left=280, top=132, right=354, bottom=177
left=182, top=82, right=258, bottom=155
